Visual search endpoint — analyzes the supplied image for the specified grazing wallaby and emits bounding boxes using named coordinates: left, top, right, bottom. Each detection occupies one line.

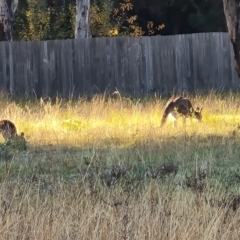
left=160, top=96, right=203, bottom=127
left=0, top=120, right=24, bottom=141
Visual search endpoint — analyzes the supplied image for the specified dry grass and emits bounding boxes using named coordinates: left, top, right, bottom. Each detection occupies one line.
left=0, top=91, right=239, bottom=239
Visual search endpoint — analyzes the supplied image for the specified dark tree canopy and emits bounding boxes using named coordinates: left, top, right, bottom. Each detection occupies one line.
left=12, top=0, right=227, bottom=41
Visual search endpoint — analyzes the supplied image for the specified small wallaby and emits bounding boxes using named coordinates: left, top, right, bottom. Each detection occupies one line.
left=160, top=96, right=203, bottom=127
left=0, top=120, right=24, bottom=141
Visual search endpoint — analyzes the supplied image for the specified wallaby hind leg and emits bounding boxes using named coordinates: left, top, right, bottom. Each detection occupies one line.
left=182, top=117, right=187, bottom=127
left=173, top=119, right=177, bottom=128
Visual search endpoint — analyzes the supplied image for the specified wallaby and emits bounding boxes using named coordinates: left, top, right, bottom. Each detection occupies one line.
left=0, top=120, right=24, bottom=141
left=160, top=96, right=203, bottom=128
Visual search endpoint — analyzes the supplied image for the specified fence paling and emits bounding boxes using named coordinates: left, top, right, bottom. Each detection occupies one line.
left=0, top=32, right=238, bottom=97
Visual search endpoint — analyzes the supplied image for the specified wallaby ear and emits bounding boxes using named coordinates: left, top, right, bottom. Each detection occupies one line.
left=20, top=132, right=25, bottom=138
left=196, top=107, right=203, bottom=112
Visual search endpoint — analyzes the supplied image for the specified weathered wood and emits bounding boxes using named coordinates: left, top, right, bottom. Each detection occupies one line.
left=75, top=0, right=90, bottom=39
left=0, top=33, right=239, bottom=98
left=0, top=0, right=18, bottom=41
left=222, top=0, right=240, bottom=79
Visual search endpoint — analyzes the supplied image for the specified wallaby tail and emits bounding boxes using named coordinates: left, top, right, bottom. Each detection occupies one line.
left=160, top=111, right=168, bottom=127
left=161, top=100, right=176, bottom=127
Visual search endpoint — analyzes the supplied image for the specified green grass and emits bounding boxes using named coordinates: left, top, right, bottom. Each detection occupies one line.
left=0, top=91, right=240, bottom=239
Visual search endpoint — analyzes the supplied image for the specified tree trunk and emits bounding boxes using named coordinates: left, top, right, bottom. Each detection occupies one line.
left=75, top=0, right=90, bottom=39
left=222, top=0, right=240, bottom=78
left=0, top=0, right=18, bottom=41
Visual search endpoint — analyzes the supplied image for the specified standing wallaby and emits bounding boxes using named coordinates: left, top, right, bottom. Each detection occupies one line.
left=160, top=96, right=203, bottom=127
left=0, top=120, right=24, bottom=141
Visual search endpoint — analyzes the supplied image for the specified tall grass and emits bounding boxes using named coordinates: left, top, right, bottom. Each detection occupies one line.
left=0, top=91, right=239, bottom=239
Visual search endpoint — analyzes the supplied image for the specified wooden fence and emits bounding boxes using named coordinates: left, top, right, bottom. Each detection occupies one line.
left=0, top=32, right=239, bottom=98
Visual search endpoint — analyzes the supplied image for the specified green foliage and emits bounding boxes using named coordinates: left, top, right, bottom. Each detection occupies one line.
left=111, top=0, right=164, bottom=37
left=11, top=0, right=226, bottom=40
left=5, top=134, right=28, bottom=152
left=62, top=119, right=83, bottom=131
left=14, top=0, right=51, bottom=40
left=189, top=11, right=225, bottom=33
left=0, top=135, right=27, bottom=161
left=14, top=0, right=75, bottom=40
left=90, top=0, right=116, bottom=37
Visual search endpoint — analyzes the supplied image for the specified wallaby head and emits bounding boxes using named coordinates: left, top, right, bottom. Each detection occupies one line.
left=194, top=107, right=203, bottom=122
left=19, top=132, right=25, bottom=140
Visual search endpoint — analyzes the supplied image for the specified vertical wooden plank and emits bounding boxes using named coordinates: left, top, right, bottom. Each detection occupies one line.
left=18, top=40, right=33, bottom=96
left=9, top=41, right=14, bottom=95
left=66, top=39, right=74, bottom=98
left=88, top=38, right=97, bottom=94
left=192, top=33, right=203, bottom=91
left=30, top=40, right=36, bottom=96
left=204, top=32, right=212, bottom=90
left=95, top=37, right=105, bottom=93
left=37, top=41, right=42, bottom=97
left=151, top=35, right=161, bottom=94
left=157, top=36, right=167, bottom=93
left=52, top=40, right=61, bottom=97
left=41, top=39, right=56, bottom=97
left=0, top=41, right=8, bottom=91
left=104, top=36, right=115, bottom=93
left=122, top=37, right=130, bottom=93
left=209, top=32, right=219, bottom=89
left=116, top=37, right=127, bottom=93
left=14, top=41, right=24, bottom=96
left=59, top=39, right=74, bottom=98
left=24, top=41, right=30, bottom=96
left=73, top=38, right=85, bottom=96
left=145, top=36, right=153, bottom=95
left=163, top=36, right=176, bottom=93
left=216, top=33, right=224, bottom=88
left=92, top=37, right=99, bottom=93
left=107, top=37, right=116, bottom=93
left=28, top=41, right=38, bottom=96
left=191, top=33, right=197, bottom=91
left=41, top=41, right=49, bottom=97
left=135, top=36, right=144, bottom=95
left=28, top=40, right=37, bottom=97
left=175, top=34, right=190, bottom=92
left=128, top=37, right=139, bottom=95
left=83, top=38, right=91, bottom=94
left=23, top=40, right=30, bottom=96
left=126, top=37, right=134, bottom=94
left=222, top=33, right=231, bottom=88
left=61, top=40, right=67, bottom=97
left=186, top=34, right=194, bottom=91
left=198, top=33, right=207, bottom=90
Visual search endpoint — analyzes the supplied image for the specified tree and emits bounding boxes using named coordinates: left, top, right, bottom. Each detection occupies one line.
left=0, top=0, right=19, bottom=41
left=222, top=0, right=240, bottom=78
left=13, top=0, right=75, bottom=41
left=75, top=0, right=90, bottom=38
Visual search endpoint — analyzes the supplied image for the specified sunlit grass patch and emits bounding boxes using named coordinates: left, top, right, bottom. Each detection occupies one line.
left=0, top=92, right=240, bottom=239
left=0, top=92, right=240, bottom=148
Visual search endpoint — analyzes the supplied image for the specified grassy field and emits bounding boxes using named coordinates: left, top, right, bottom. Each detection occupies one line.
left=0, top=91, right=240, bottom=239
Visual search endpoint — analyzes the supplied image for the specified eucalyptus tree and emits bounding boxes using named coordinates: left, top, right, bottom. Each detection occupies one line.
left=0, top=0, right=19, bottom=40
left=75, top=0, right=90, bottom=38
left=222, top=0, right=240, bottom=78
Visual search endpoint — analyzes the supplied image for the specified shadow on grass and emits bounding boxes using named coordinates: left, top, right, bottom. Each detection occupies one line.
left=0, top=130, right=240, bottom=216
left=0, top=131, right=240, bottom=189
